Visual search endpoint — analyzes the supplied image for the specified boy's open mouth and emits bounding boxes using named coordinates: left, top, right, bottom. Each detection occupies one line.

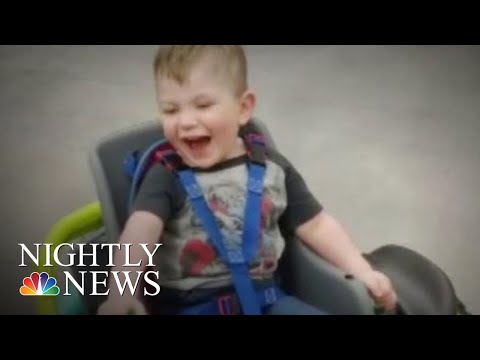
left=183, top=136, right=211, bottom=152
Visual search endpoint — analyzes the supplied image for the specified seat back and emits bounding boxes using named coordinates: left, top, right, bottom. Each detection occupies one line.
left=88, top=118, right=276, bottom=244
left=88, top=119, right=374, bottom=314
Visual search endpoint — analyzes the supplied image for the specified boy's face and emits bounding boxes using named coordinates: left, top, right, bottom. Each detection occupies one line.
left=156, top=56, right=255, bottom=169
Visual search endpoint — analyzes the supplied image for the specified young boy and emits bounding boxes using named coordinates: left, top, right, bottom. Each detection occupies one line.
left=97, top=45, right=397, bottom=315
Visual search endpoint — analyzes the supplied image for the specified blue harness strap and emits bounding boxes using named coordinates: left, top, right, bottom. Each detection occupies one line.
left=177, top=161, right=266, bottom=315
left=242, top=163, right=265, bottom=261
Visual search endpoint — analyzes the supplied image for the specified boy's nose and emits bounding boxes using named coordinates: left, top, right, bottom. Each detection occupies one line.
left=178, top=111, right=199, bottom=130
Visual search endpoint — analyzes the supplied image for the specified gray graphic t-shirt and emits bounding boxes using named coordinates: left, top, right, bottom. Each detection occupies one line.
left=133, top=144, right=323, bottom=291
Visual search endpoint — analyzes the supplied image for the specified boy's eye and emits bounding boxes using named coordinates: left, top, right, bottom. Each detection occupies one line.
left=163, top=108, right=178, bottom=115
left=197, top=103, right=213, bottom=109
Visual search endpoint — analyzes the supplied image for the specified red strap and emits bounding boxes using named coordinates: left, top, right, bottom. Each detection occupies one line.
left=151, top=143, right=181, bottom=172
left=244, top=132, right=266, bottom=166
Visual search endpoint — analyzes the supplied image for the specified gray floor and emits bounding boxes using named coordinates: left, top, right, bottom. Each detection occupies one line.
left=1, top=45, right=479, bottom=315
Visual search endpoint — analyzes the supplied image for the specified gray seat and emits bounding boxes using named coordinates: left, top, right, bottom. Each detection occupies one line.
left=87, top=119, right=379, bottom=315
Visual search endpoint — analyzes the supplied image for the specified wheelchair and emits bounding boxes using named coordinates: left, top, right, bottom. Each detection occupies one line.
left=35, top=119, right=470, bottom=315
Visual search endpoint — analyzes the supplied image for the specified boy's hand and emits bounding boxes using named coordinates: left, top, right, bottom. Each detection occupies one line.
left=356, top=270, right=398, bottom=312
left=97, top=296, right=147, bottom=315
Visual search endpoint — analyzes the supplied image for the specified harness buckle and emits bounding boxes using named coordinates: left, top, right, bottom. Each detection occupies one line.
left=227, top=250, right=246, bottom=264
left=248, top=178, right=264, bottom=195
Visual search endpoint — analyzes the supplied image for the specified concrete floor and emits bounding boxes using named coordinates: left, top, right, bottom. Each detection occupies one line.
left=1, top=45, right=479, bottom=315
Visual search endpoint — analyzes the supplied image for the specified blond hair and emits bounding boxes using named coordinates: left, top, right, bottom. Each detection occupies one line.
left=153, top=45, right=248, bottom=96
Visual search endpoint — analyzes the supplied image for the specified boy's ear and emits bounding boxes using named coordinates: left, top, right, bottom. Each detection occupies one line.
left=238, top=90, right=256, bottom=126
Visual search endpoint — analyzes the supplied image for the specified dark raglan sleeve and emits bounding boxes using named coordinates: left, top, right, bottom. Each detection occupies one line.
left=132, top=163, right=186, bottom=223
left=274, top=151, right=324, bottom=237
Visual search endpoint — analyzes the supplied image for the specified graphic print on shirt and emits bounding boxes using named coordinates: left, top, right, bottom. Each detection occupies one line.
left=179, top=180, right=281, bottom=277
left=179, top=238, right=217, bottom=277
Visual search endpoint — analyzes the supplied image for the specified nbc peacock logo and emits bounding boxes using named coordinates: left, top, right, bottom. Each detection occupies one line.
left=20, top=272, right=60, bottom=296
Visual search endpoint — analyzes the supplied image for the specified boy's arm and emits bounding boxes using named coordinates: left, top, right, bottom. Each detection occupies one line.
left=295, top=211, right=398, bottom=311
left=97, top=211, right=163, bottom=315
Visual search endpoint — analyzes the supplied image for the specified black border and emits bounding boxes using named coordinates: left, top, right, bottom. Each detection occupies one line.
left=2, top=6, right=479, bottom=44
